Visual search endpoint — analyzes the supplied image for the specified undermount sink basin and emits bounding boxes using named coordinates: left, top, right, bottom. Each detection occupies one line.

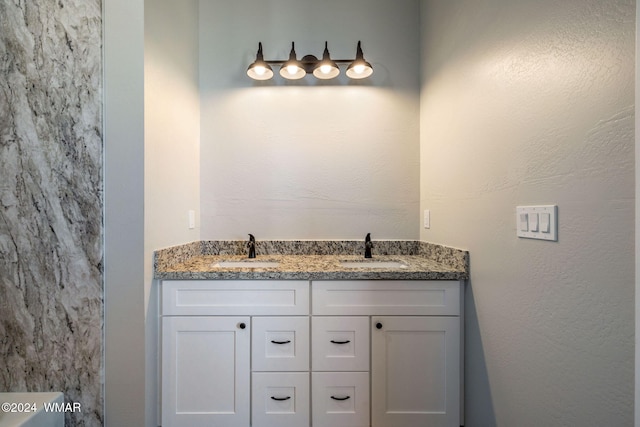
left=213, top=261, right=280, bottom=268
left=339, top=260, right=408, bottom=269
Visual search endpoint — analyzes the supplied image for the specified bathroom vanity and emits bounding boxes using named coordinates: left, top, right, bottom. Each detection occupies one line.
left=155, top=240, right=468, bottom=427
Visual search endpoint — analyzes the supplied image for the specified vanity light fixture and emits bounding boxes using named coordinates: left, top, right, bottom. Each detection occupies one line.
left=246, top=42, right=274, bottom=80
left=312, top=42, right=340, bottom=79
left=346, top=41, right=374, bottom=79
left=247, top=41, right=373, bottom=81
left=279, top=42, right=306, bottom=80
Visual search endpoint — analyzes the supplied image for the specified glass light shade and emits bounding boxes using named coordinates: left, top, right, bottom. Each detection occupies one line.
left=313, top=63, right=340, bottom=79
left=280, top=64, right=305, bottom=79
left=247, top=62, right=274, bottom=80
left=346, top=60, right=373, bottom=79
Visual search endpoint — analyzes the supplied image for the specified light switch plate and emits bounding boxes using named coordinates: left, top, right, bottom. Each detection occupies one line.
left=516, top=205, right=557, bottom=241
left=188, top=210, right=195, bottom=229
left=423, top=209, right=430, bottom=229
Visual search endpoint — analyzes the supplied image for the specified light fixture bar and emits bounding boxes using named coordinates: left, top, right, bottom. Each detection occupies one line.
left=247, top=41, right=373, bottom=81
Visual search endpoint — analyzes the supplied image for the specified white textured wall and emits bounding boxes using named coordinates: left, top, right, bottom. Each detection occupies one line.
left=145, top=0, right=200, bottom=252
left=198, top=0, right=421, bottom=240
left=104, top=0, right=145, bottom=425
left=420, top=1, right=634, bottom=425
left=144, top=1, right=201, bottom=425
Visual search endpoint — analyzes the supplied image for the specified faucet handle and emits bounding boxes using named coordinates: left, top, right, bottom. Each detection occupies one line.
left=364, top=233, right=373, bottom=258
left=247, top=234, right=256, bottom=258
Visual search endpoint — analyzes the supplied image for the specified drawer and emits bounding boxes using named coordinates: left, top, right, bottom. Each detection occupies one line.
left=162, top=280, right=309, bottom=315
left=252, top=372, right=309, bottom=427
left=312, top=372, right=369, bottom=427
left=312, top=317, right=369, bottom=371
left=312, top=280, right=460, bottom=315
left=252, top=317, right=309, bottom=372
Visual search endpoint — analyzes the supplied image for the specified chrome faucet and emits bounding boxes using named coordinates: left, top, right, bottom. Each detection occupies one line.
left=247, top=234, right=256, bottom=258
left=364, top=233, right=373, bottom=258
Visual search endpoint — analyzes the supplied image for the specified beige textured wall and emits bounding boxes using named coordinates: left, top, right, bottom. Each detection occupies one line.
left=420, top=1, right=634, bottom=425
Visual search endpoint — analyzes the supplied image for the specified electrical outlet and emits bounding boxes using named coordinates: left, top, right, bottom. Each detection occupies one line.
left=423, top=209, right=430, bottom=229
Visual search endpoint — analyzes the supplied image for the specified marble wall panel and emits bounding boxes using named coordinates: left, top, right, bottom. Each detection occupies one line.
left=0, top=1, right=103, bottom=426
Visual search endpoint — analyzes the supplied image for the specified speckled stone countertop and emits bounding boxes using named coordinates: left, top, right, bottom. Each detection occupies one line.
left=154, top=240, right=469, bottom=281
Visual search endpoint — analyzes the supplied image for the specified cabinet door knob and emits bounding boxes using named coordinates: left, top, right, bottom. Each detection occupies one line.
left=330, top=395, right=351, bottom=401
left=239, top=322, right=246, bottom=329
left=376, top=322, right=383, bottom=329
left=270, top=396, right=291, bottom=401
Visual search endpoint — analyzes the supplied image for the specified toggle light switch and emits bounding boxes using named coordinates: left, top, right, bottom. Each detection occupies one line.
left=516, top=205, right=557, bottom=241
left=519, top=213, right=529, bottom=231
left=540, top=213, right=550, bottom=233
left=528, top=213, right=539, bottom=232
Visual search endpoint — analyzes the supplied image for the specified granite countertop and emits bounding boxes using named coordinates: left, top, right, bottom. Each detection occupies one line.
left=154, top=240, right=469, bottom=281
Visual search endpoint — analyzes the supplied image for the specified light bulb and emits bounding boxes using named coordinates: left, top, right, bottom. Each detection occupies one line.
left=254, top=66, right=266, bottom=76
left=286, top=65, right=299, bottom=75
left=320, top=64, right=332, bottom=74
left=353, top=64, right=365, bottom=75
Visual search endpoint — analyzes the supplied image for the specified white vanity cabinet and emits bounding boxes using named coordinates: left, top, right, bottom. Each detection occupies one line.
left=161, top=280, right=309, bottom=427
left=161, top=279, right=462, bottom=427
left=312, top=280, right=461, bottom=427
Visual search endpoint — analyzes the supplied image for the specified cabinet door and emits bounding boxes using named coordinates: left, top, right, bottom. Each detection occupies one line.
left=372, top=316, right=459, bottom=427
left=162, top=316, right=250, bottom=427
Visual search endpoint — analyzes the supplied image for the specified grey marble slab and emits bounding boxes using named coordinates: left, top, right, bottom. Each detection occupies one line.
left=0, top=1, right=103, bottom=426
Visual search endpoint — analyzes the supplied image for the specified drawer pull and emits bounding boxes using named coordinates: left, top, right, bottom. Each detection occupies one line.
left=330, top=340, right=351, bottom=344
left=330, top=395, right=351, bottom=401
left=270, top=340, right=291, bottom=344
left=270, top=396, right=291, bottom=401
